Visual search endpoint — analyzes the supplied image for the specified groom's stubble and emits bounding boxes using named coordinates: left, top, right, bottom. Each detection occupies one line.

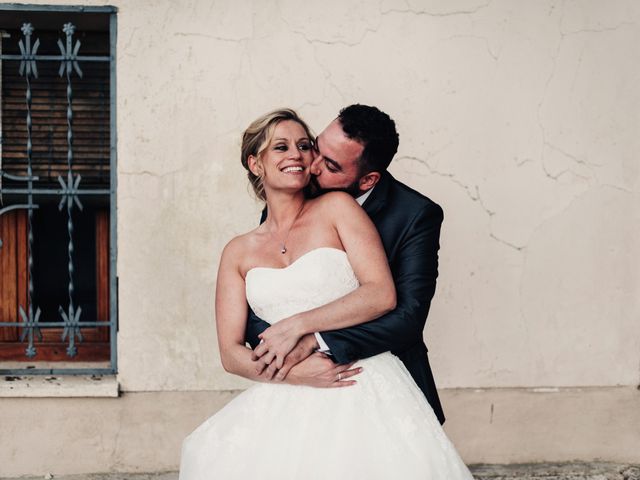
left=306, top=174, right=362, bottom=199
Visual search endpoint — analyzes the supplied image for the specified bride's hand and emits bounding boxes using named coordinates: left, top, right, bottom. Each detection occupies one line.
left=287, top=352, right=362, bottom=388
left=254, top=317, right=303, bottom=370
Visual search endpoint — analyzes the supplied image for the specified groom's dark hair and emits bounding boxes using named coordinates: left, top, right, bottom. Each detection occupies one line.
left=337, top=104, right=399, bottom=175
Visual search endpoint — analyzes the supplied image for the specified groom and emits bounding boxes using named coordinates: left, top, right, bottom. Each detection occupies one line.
left=246, top=104, right=446, bottom=424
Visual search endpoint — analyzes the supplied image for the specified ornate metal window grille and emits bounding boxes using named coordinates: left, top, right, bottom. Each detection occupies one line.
left=0, top=5, right=117, bottom=375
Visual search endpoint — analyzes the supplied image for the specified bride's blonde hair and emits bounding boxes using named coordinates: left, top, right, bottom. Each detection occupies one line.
left=241, top=108, right=315, bottom=202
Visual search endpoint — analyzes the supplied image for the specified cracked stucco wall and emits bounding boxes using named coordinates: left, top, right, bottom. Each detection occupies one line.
left=110, top=0, right=640, bottom=393
left=9, top=0, right=638, bottom=402
left=2, top=0, right=639, bottom=475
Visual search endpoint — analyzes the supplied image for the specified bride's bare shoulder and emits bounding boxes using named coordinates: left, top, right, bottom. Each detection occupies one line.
left=220, top=230, right=262, bottom=268
left=307, top=192, right=360, bottom=221
left=308, top=191, right=358, bottom=211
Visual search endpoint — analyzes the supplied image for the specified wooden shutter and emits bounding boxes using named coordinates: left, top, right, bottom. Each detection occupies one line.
left=1, top=30, right=110, bottom=188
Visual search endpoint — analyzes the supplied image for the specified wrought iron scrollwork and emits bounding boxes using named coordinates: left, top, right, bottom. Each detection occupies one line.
left=1, top=22, right=90, bottom=358
left=17, top=23, right=42, bottom=357
left=56, top=22, right=84, bottom=357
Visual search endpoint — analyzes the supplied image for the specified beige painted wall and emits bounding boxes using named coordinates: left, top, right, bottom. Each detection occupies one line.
left=1, top=387, right=639, bottom=476
left=1, top=0, right=639, bottom=475
left=112, top=0, right=640, bottom=392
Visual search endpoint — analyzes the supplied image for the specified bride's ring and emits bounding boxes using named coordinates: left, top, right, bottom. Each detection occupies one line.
left=337, top=373, right=342, bottom=381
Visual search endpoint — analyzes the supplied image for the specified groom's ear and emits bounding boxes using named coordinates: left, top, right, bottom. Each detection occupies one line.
left=358, top=171, right=381, bottom=192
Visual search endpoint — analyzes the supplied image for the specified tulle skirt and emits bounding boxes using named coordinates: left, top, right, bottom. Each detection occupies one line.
left=179, top=352, right=474, bottom=480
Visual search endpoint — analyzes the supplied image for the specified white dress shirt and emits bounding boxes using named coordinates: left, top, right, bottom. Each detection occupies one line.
left=314, top=187, right=376, bottom=353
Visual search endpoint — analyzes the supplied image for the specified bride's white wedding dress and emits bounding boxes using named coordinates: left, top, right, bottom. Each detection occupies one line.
left=180, top=247, right=474, bottom=480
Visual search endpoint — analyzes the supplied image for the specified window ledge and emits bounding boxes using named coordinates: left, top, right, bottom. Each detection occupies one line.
left=0, top=375, right=119, bottom=398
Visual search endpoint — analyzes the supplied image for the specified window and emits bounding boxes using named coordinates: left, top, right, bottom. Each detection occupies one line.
left=0, top=5, right=117, bottom=375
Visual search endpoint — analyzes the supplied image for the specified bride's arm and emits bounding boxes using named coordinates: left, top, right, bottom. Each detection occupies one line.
left=215, top=239, right=267, bottom=380
left=257, top=192, right=396, bottom=368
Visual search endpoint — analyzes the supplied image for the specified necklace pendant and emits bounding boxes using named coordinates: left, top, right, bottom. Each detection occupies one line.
left=280, top=245, right=287, bottom=254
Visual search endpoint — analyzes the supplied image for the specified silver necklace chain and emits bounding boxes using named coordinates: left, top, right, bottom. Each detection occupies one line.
left=273, top=202, right=305, bottom=254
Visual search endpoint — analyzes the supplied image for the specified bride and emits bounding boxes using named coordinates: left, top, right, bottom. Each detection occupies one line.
left=179, top=109, right=474, bottom=479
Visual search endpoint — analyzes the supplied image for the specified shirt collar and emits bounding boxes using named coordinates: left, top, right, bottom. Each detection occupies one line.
left=355, top=186, right=375, bottom=206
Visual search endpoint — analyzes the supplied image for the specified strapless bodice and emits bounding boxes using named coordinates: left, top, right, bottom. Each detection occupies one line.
left=245, top=247, right=359, bottom=324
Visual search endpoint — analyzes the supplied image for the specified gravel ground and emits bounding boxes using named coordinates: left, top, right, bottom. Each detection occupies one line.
left=3, top=463, right=640, bottom=480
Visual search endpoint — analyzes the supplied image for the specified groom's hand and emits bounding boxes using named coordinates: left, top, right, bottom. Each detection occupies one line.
left=286, top=352, right=362, bottom=388
left=254, top=333, right=318, bottom=380
left=273, top=333, right=319, bottom=381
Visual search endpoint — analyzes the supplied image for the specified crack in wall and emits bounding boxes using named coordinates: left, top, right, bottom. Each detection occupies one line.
left=535, top=0, right=565, bottom=182
left=396, top=155, right=495, bottom=215
left=380, top=0, right=493, bottom=18
left=600, top=184, right=636, bottom=194
left=541, top=162, right=570, bottom=181
left=441, top=34, right=499, bottom=61
left=561, top=21, right=636, bottom=36
left=289, top=27, right=380, bottom=47
left=544, top=140, right=601, bottom=168
left=110, top=404, right=125, bottom=471
left=514, top=157, right=535, bottom=167
left=123, top=26, right=139, bottom=53
left=173, top=32, right=253, bottom=43
left=278, top=1, right=382, bottom=48
left=280, top=0, right=497, bottom=48
left=120, top=169, right=184, bottom=178
left=489, top=232, right=525, bottom=251
left=272, top=4, right=356, bottom=101
left=395, top=155, right=531, bottom=251
left=305, top=41, right=345, bottom=106
left=534, top=1, right=610, bottom=182
left=569, top=40, right=587, bottom=92
left=536, top=5, right=634, bottom=186
left=230, top=38, right=257, bottom=125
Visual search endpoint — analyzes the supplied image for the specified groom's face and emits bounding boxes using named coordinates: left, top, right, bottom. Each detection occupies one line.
left=309, top=119, right=364, bottom=197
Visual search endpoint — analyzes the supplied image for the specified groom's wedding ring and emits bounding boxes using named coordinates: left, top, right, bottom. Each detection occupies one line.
left=337, top=373, right=342, bottom=381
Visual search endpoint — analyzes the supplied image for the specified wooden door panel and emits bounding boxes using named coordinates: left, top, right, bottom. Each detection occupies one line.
left=0, top=208, right=110, bottom=361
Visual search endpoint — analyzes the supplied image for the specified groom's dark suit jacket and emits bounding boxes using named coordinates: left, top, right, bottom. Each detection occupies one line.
left=246, top=171, right=445, bottom=424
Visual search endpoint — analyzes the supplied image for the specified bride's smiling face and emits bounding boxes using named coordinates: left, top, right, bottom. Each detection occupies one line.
left=249, top=120, right=314, bottom=195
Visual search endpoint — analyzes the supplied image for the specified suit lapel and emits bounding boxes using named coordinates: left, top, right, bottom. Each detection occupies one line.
left=362, top=171, right=391, bottom=218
